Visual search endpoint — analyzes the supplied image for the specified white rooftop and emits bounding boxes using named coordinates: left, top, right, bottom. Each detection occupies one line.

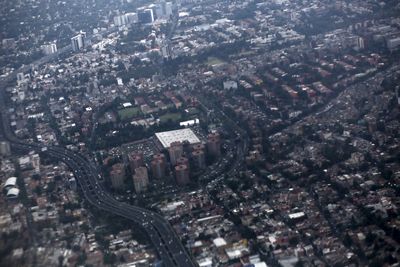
left=197, top=257, right=213, bottom=267
left=213, top=237, right=227, bottom=247
left=155, top=128, right=200, bottom=148
left=288, top=211, right=305, bottom=219
left=7, top=188, right=20, bottom=198
left=4, top=177, right=17, bottom=188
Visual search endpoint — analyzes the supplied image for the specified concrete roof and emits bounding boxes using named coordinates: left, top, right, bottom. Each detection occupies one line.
left=4, top=177, right=17, bottom=188
left=155, top=128, right=200, bottom=148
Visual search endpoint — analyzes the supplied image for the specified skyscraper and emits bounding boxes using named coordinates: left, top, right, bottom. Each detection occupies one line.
left=128, top=152, right=144, bottom=173
left=114, top=14, right=128, bottom=26
left=71, top=32, right=86, bottom=52
left=207, top=132, right=221, bottom=158
left=192, top=150, right=206, bottom=169
left=165, top=2, right=173, bottom=18
left=175, top=164, right=189, bottom=185
left=168, top=141, right=183, bottom=165
left=41, top=43, right=57, bottom=55
left=30, top=153, right=40, bottom=173
left=133, top=167, right=149, bottom=193
left=176, top=157, right=190, bottom=171
left=0, top=141, right=11, bottom=156
left=151, top=153, right=166, bottom=179
left=110, top=163, right=125, bottom=189
left=138, top=8, right=154, bottom=24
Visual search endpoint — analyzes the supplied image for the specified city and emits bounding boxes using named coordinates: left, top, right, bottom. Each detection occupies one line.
left=0, top=0, right=399, bottom=266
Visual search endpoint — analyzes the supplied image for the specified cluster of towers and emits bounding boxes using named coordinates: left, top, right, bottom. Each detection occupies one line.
left=168, top=132, right=222, bottom=186
left=109, top=132, right=221, bottom=193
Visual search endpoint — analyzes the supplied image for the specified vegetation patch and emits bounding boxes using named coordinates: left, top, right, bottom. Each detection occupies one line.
left=206, top=57, right=225, bottom=66
left=118, top=107, right=141, bottom=120
left=159, top=112, right=182, bottom=123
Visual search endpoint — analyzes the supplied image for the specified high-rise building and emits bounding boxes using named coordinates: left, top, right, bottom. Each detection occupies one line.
left=41, top=43, right=57, bottom=55
left=207, top=132, right=221, bottom=158
left=192, top=143, right=205, bottom=152
left=175, top=164, right=189, bottom=185
left=155, top=3, right=164, bottom=18
left=154, top=1, right=173, bottom=19
left=168, top=141, right=183, bottom=165
left=30, top=153, right=40, bottom=173
left=138, top=8, right=154, bottom=24
left=133, top=166, right=149, bottom=193
left=125, top=12, right=138, bottom=24
left=192, top=150, right=206, bottom=169
left=110, top=163, right=125, bottom=189
left=69, top=177, right=77, bottom=191
left=113, top=13, right=138, bottom=26
left=357, top=37, right=365, bottom=50
left=128, top=152, right=144, bottom=173
left=0, top=141, right=11, bottom=156
left=176, top=157, right=190, bottom=170
left=151, top=153, right=166, bottom=179
left=148, top=4, right=158, bottom=20
left=71, top=32, right=86, bottom=52
left=165, top=2, right=173, bottom=18
left=114, top=14, right=128, bottom=26
left=387, top=37, right=400, bottom=51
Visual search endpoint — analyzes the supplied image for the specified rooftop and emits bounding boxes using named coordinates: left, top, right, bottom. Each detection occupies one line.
left=155, top=128, right=201, bottom=148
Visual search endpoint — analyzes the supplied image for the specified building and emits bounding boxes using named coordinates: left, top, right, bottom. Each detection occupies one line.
left=113, top=12, right=138, bottom=26
left=128, top=152, right=144, bottom=172
left=125, top=12, right=138, bottom=24
left=357, top=37, right=365, bottom=50
left=6, top=188, right=20, bottom=199
left=175, top=164, right=189, bottom=185
left=223, top=80, right=238, bottom=90
left=0, top=141, right=11, bottom=156
left=3, top=177, right=17, bottom=191
left=192, top=143, right=205, bottom=152
left=110, top=163, right=125, bottom=189
left=387, top=37, right=400, bottom=51
left=192, top=150, right=206, bottom=169
left=71, top=32, right=86, bottom=52
left=168, top=141, right=183, bottom=165
left=176, top=157, right=190, bottom=170
left=155, top=128, right=201, bottom=149
left=41, top=43, right=57, bottom=55
left=155, top=2, right=164, bottom=18
left=138, top=8, right=154, bottom=24
left=165, top=2, right=173, bottom=16
left=114, top=14, right=128, bottom=26
left=207, top=132, right=221, bottom=157
left=31, top=153, right=40, bottom=173
left=151, top=154, right=166, bottom=179
left=155, top=1, right=174, bottom=19
left=133, top=167, right=149, bottom=193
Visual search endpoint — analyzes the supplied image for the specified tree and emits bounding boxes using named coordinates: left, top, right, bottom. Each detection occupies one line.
left=103, top=252, right=116, bottom=265
left=343, top=233, right=353, bottom=247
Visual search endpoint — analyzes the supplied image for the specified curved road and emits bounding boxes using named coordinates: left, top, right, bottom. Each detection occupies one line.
left=0, top=75, right=194, bottom=267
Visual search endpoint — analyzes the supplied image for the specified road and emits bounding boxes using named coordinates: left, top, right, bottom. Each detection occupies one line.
left=0, top=46, right=194, bottom=267
left=0, top=94, right=194, bottom=266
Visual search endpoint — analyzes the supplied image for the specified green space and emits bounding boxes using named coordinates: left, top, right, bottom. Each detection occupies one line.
left=159, top=112, right=182, bottom=123
left=206, top=57, right=225, bottom=66
left=237, top=51, right=256, bottom=57
left=186, top=107, right=200, bottom=115
left=118, top=107, right=141, bottom=120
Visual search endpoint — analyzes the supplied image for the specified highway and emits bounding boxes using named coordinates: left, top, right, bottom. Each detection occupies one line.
left=0, top=63, right=194, bottom=267
left=0, top=94, right=194, bottom=266
left=0, top=15, right=246, bottom=266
